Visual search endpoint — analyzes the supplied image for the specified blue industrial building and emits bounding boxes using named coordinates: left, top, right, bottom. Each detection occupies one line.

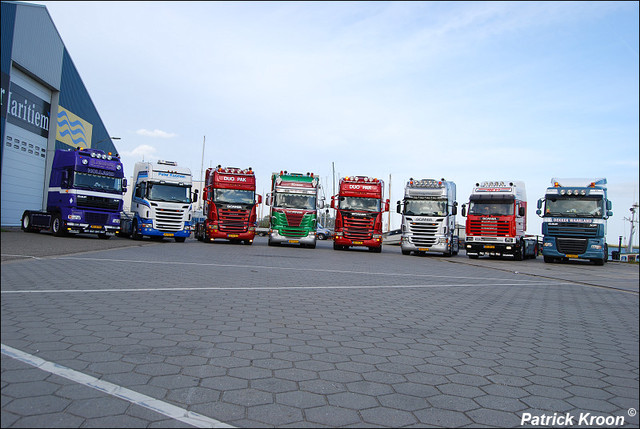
left=1, top=1, right=120, bottom=226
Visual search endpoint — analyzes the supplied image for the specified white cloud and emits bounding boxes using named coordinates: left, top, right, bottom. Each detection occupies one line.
left=121, top=144, right=157, bottom=159
left=136, top=129, right=178, bottom=139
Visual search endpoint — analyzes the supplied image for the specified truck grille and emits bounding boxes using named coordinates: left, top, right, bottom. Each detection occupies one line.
left=343, top=215, right=374, bottom=240
left=556, top=238, right=588, bottom=254
left=85, top=212, right=109, bottom=225
left=77, top=195, right=120, bottom=211
left=408, top=221, right=440, bottom=246
left=285, top=212, right=304, bottom=227
left=468, top=219, right=510, bottom=237
left=154, top=208, right=186, bottom=232
left=219, top=208, right=249, bottom=233
left=546, top=223, right=598, bottom=238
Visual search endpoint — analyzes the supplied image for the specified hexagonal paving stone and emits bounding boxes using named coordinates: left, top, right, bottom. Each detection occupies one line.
left=327, top=392, right=378, bottom=410
left=248, top=403, right=304, bottom=426
left=305, top=405, right=361, bottom=426
left=276, top=391, right=327, bottom=409
left=360, top=407, right=418, bottom=427
left=222, top=388, right=273, bottom=407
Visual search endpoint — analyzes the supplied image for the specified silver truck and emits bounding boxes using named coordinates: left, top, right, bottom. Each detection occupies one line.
left=397, top=178, right=459, bottom=256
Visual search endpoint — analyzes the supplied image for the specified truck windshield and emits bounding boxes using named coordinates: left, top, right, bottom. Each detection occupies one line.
left=147, top=183, right=191, bottom=203
left=340, top=196, right=381, bottom=212
left=214, top=189, right=255, bottom=204
left=544, top=197, right=603, bottom=217
left=274, top=192, right=316, bottom=210
left=469, top=200, right=514, bottom=216
left=405, top=199, right=447, bottom=216
left=73, top=172, right=122, bottom=193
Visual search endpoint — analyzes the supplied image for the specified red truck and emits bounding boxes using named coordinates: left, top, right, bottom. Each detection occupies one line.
left=331, top=176, right=389, bottom=252
left=461, top=180, right=537, bottom=260
left=194, top=166, right=262, bottom=245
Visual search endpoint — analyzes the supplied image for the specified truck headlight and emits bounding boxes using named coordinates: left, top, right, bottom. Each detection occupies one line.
left=590, top=244, right=602, bottom=250
left=68, top=214, right=81, bottom=220
left=113, top=218, right=120, bottom=224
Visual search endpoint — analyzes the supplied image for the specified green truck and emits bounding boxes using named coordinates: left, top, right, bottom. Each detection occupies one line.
left=266, top=171, right=323, bottom=248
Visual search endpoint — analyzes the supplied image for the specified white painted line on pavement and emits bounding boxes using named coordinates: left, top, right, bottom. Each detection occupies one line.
left=1, top=282, right=570, bottom=294
left=1, top=344, right=234, bottom=428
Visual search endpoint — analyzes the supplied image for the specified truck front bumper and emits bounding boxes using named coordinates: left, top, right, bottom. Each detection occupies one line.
left=401, top=236, right=449, bottom=254
left=541, top=237, right=605, bottom=261
left=333, top=235, right=382, bottom=248
left=206, top=229, right=255, bottom=242
left=465, top=242, right=521, bottom=257
left=65, top=222, right=120, bottom=235
left=269, top=229, right=316, bottom=246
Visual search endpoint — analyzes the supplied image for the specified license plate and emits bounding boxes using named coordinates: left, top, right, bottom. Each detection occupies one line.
left=354, top=241, right=363, bottom=245
left=566, top=254, right=579, bottom=258
left=228, top=234, right=239, bottom=238
left=91, top=225, right=102, bottom=229
left=163, top=233, right=174, bottom=237
left=289, top=240, right=299, bottom=244
left=418, top=248, right=429, bottom=251
left=483, top=245, right=495, bottom=249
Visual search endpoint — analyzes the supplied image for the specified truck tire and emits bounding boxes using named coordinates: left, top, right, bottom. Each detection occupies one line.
left=131, top=220, right=142, bottom=240
left=401, top=249, right=411, bottom=255
left=98, top=233, right=111, bottom=239
left=175, top=237, right=186, bottom=243
left=268, top=238, right=278, bottom=247
left=317, top=233, right=326, bottom=240
left=21, top=212, right=38, bottom=233
left=52, top=214, right=66, bottom=237
left=543, top=256, right=555, bottom=263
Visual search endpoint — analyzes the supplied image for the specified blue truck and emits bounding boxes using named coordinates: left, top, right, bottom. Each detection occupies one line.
left=21, top=148, right=126, bottom=238
left=536, top=178, right=612, bottom=265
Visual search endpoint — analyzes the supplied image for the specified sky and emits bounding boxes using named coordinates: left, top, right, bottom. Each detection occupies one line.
left=35, top=1, right=639, bottom=247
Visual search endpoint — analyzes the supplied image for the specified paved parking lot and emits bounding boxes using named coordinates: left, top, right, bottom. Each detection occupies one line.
left=2, top=230, right=638, bottom=427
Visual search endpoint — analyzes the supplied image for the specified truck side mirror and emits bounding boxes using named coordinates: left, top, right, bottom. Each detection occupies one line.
left=452, top=204, right=457, bottom=216
left=257, top=194, right=263, bottom=204
left=537, top=198, right=543, bottom=210
left=536, top=209, right=542, bottom=216
left=122, top=178, right=128, bottom=193
left=192, top=189, right=199, bottom=203
left=331, top=196, right=336, bottom=209
left=396, top=201, right=401, bottom=214
left=519, top=206, right=525, bottom=217
left=385, top=199, right=390, bottom=212
left=606, top=200, right=612, bottom=211
left=266, top=193, right=272, bottom=206
left=606, top=210, right=613, bottom=217
left=61, top=170, right=69, bottom=188
left=461, top=204, right=466, bottom=217
left=318, top=199, right=325, bottom=209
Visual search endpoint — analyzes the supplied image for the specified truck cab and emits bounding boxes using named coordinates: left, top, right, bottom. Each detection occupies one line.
left=21, top=148, right=125, bottom=238
left=397, top=178, right=459, bottom=256
left=195, top=166, right=261, bottom=245
left=462, top=180, right=537, bottom=260
left=121, top=160, right=196, bottom=242
left=267, top=171, right=322, bottom=248
left=537, top=178, right=611, bottom=265
left=331, top=176, right=389, bottom=252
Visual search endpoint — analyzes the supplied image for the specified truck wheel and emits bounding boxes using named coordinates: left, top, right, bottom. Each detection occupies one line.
left=593, top=258, right=604, bottom=266
left=21, top=212, right=38, bottom=233
left=243, top=240, right=253, bottom=245
left=52, top=214, right=66, bottom=237
left=543, top=256, right=554, bottom=263
left=401, top=249, right=411, bottom=255
left=175, top=237, right=186, bottom=243
left=131, top=220, right=142, bottom=240
left=468, top=255, right=479, bottom=259
left=98, top=233, right=111, bottom=240
left=268, top=239, right=278, bottom=247
left=317, top=233, right=326, bottom=240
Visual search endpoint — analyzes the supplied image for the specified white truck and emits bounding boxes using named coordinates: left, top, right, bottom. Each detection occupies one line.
left=119, top=160, right=197, bottom=242
left=397, top=178, right=459, bottom=256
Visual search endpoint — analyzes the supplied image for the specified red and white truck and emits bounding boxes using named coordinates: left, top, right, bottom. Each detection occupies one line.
left=331, top=176, right=389, bottom=252
left=194, top=166, right=261, bottom=245
left=462, top=180, right=537, bottom=260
